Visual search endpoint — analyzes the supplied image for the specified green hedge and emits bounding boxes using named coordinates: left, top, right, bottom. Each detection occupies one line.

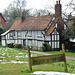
left=7, top=43, right=22, bottom=49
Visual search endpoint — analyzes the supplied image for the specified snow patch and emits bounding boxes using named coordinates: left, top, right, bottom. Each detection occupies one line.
left=32, top=71, right=75, bottom=75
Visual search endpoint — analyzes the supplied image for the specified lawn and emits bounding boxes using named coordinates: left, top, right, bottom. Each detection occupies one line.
left=0, top=46, right=75, bottom=75
left=44, top=51, right=75, bottom=56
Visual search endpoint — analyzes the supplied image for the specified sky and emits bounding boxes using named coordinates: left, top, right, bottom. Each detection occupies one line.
left=0, top=0, right=74, bottom=15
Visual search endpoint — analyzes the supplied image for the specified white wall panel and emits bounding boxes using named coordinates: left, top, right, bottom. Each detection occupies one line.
left=2, top=40, right=5, bottom=46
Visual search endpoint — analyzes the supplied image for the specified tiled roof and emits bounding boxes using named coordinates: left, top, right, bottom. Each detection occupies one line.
left=45, top=18, right=58, bottom=35
left=9, top=15, right=54, bottom=31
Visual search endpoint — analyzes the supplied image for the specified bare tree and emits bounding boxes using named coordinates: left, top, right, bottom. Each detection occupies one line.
left=3, top=0, right=30, bottom=30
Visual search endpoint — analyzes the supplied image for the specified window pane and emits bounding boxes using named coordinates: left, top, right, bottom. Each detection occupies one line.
left=55, top=35, right=57, bottom=40
left=57, top=42, right=59, bottom=48
left=55, top=42, right=57, bottom=48
left=52, top=42, right=54, bottom=48
left=28, top=31, right=32, bottom=36
left=57, top=35, right=59, bottom=40
left=52, top=35, right=54, bottom=40
left=37, top=41, right=42, bottom=47
left=18, top=31, right=21, bottom=36
left=37, top=31, right=42, bottom=37
left=28, top=40, right=32, bottom=46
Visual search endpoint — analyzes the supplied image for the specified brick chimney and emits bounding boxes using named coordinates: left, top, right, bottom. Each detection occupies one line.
left=21, top=12, right=25, bottom=22
left=55, top=0, right=62, bottom=17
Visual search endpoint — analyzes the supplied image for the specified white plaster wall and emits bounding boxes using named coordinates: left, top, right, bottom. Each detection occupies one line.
left=45, top=35, right=51, bottom=41
left=15, top=40, right=17, bottom=43
left=2, top=40, right=6, bottom=46
left=2, top=36, right=5, bottom=39
left=7, top=40, right=14, bottom=44
left=2, top=30, right=51, bottom=48
left=37, top=41, right=43, bottom=47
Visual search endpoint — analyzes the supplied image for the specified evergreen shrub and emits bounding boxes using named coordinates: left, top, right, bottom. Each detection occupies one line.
left=13, top=43, right=22, bottom=48
left=7, top=43, right=14, bottom=48
left=42, top=42, right=52, bottom=51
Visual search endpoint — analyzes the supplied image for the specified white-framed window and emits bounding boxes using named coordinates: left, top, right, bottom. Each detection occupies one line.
left=55, top=42, right=57, bottom=48
left=52, top=42, right=54, bottom=48
left=52, top=35, right=54, bottom=40
left=0, top=24, right=2, bottom=27
left=37, top=31, right=42, bottom=37
left=18, top=31, right=21, bottom=37
left=9, top=31, right=15, bottom=37
left=28, top=40, right=32, bottom=46
left=28, top=31, right=32, bottom=36
left=37, top=41, right=42, bottom=47
left=9, top=32, right=13, bottom=37
left=64, top=24, right=67, bottom=29
left=55, top=35, right=57, bottom=40
left=57, top=42, right=59, bottom=48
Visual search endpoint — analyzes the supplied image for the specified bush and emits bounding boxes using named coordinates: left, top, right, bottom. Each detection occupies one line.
left=14, top=43, right=22, bottom=49
left=41, top=42, right=52, bottom=51
left=7, top=43, right=14, bottom=48
left=13, top=43, right=18, bottom=47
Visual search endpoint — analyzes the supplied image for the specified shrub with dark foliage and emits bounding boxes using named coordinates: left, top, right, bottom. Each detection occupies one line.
left=7, top=43, right=14, bottom=48
left=14, top=43, right=22, bottom=49
left=42, top=42, right=52, bottom=51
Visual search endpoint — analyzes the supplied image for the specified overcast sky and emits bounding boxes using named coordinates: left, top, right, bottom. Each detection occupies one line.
left=0, top=0, right=74, bottom=15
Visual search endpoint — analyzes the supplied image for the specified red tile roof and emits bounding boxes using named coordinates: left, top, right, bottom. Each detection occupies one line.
left=45, top=18, right=58, bottom=35
left=9, top=15, right=54, bottom=31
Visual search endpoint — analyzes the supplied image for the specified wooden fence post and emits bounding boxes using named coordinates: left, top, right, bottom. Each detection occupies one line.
left=27, top=46, right=32, bottom=71
left=62, top=43, right=68, bottom=72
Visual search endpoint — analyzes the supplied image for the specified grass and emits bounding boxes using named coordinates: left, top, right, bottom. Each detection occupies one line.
left=0, top=46, right=75, bottom=75
left=44, top=51, right=75, bottom=56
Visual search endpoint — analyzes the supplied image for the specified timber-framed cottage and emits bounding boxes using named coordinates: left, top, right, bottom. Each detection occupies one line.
left=1, top=1, right=68, bottom=50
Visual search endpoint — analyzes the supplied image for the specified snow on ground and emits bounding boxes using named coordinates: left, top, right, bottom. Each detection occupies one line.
left=1, top=60, right=28, bottom=64
left=32, top=71, right=75, bottom=75
left=0, top=47, right=37, bottom=64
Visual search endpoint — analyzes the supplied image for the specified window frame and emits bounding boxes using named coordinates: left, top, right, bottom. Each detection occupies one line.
left=37, top=31, right=42, bottom=37
left=27, top=31, right=32, bottom=37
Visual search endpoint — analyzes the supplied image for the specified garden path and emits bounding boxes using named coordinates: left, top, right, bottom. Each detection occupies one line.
left=24, top=50, right=75, bottom=61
